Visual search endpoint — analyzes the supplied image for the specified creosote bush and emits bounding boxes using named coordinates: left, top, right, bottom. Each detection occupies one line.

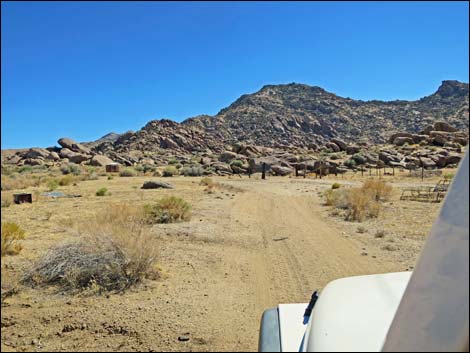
left=144, top=196, right=191, bottom=224
left=1, top=222, right=26, bottom=256
left=119, top=169, right=136, bottom=177
left=22, top=204, right=159, bottom=293
left=181, top=165, right=204, bottom=177
left=96, top=187, right=108, bottom=196
left=162, top=166, right=178, bottom=177
left=331, top=182, right=341, bottom=189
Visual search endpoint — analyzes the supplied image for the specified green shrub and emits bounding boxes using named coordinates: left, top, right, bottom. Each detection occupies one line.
left=343, top=159, right=356, bottom=168
left=96, top=187, right=108, bottom=197
left=181, top=165, right=204, bottom=177
left=60, top=163, right=81, bottom=176
left=162, top=166, right=178, bottom=177
left=144, top=196, right=191, bottom=224
left=107, top=175, right=114, bottom=180
left=47, top=179, right=59, bottom=191
left=444, top=173, right=454, bottom=180
left=18, top=166, right=33, bottom=174
left=331, top=183, right=341, bottom=189
left=168, top=158, right=179, bottom=165
left=119, top=169, right=135, bottom=177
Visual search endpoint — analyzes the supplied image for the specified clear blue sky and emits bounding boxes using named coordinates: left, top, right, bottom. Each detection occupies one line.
left=1, top=1, right=469, bottom=149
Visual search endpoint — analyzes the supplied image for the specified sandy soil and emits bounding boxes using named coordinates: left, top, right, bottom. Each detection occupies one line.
left=1, top=174, right=442, bottom=351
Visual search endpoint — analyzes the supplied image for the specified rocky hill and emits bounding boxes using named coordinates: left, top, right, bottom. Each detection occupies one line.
left=2, top=80, right=469, bottom=174
left=184, top=80, right=469, bottom=148
left=93, top=80, right=468, bottom=157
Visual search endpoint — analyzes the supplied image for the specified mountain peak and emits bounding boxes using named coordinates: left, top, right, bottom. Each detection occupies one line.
left=435, top=80, right=469, bottom=98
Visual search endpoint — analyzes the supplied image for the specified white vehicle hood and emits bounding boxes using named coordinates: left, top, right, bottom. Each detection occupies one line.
left=302, top=271, right=412, bottom=352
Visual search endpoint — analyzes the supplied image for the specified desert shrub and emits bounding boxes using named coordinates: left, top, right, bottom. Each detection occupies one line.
left=181, top=165, right=204, bottom=177
left=142, top=164, right=156, bottom=173
left=21, top=204, right=159, bottom=293
left=107, top=175, right=113, bottom=180
left=361, top=179, right=393, bottom=201
left=1, top=222, right=25, bottom=256
left=343, top=188, right=381, bottom=222
left=60, top=163, right=81, bottom=176
left=175, top=163, right=183, bottom=170
left=152, top=170, right=162, bottom=177
left=323, top=189, right=339, bottom=206
left=443, top=173, right=454, bottom=180
left=162, top=166, right=178, bottom=177
left=144, top=196, right=191, bottom=224
left=331, top=183, right=341, bottom=189
left=1, top=197, right=11, bottom=208
left=96, top=187, right=108, bottom=196
left=47, top=178, right=59, bottom=191
left=59, top=175, right=74, bottom=186
left=86, top=171, right=99, bottom=180
left=168, top=158, right=179, bottom=165
left=343, top=159, right=356, bottom=168
left=200, top=177, right=214, bottom=187
left=119, top=168, right=135, bottom=177
left=134, top=165, right=144, bottom=173
left=18, top=166, right=33, bottom=174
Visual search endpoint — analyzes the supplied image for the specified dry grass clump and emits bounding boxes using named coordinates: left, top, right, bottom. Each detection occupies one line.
left=1, top=222, right=26, bottom=256
left=144, top=196, right=191, bottom=224
left=1, top=174, right=43, bottom=191
left=362, top=179, right=393, bottom=201
left=22, top=204, right=159, bottom=293
left=119, top=169, right=136, bottom=177
left=200, top=177, right=214, bottom=187
left=323, top=180, right=392, bottom=222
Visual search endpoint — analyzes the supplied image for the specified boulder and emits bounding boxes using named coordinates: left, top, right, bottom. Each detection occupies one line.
left=200, top=157, right=212, bottom=166
left=420, top=125, right=434, bottom=135
left=141, top=181, right=173, bottom=189
left=219, top=151, right=238, bottom=163
left=393, top=136, right=414, bottom=146
left=271, top=165, right=293, bottom=176
left=211, top=162, right=233, bottom=174
left=248, top=156, right=281, bottom=173
left=90, top=154, right=115, bottom=167
left=445, top=153, right=462, bottom=166
left=59, top=148, right=75, bottom=159
left=453, top=137, right=468, bottom=146
left=411, top=134, right=429, bottom=144
left=160, top=137, right=179, bottom=149
left=419, top=157, right=436, bottom=169
left=330, top=138, right=348, bottom=151
left=57, top=137, right=90, bottom=154
left=325, top=142, right=340, bottom=152
left=433, top=121, right=458, bottom=133
left=25, top=148, right=50, bottom=159
left=346, top=145, right=361, bottom=155
left=389, top=132, right=413, bottom=144
left=68, top=153, right=90, bottom=164
left=47, top=152, right=60, bottom=161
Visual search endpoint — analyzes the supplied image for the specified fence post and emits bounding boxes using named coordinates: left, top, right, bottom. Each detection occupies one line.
left=262, top=163, right=266, bottom=180
left=304, top=164, right=307, bottom=179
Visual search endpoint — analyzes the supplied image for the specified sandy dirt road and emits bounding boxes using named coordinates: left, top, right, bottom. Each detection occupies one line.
left=1, top=177, right=413, bottom=352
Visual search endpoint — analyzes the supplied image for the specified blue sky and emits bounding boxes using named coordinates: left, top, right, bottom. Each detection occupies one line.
left=1, top=1, right=469, bottom=149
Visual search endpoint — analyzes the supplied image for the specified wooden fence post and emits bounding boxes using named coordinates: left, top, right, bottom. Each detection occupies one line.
left=262, top=163, right=266, bottom=180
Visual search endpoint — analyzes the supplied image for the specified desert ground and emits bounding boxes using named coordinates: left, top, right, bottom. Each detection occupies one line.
left=1, top=170, right=446, bottom=352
